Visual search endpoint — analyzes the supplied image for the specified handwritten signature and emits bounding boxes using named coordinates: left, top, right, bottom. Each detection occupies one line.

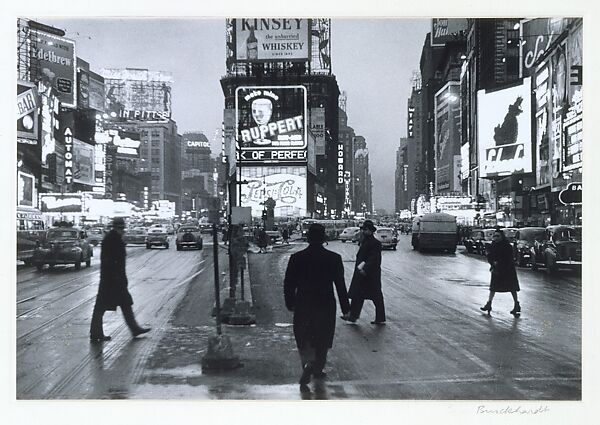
left=477, top=405, right=549, bottom=415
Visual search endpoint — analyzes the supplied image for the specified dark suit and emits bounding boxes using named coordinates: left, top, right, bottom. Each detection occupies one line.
left=284, top=244, right=350, bottom=372
left=90, top=229, right=140, bottom=338
left=348, top=234, right=385, bottom=322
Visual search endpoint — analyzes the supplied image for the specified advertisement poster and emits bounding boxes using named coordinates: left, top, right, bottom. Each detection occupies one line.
left=72, top=139, right=95, bottom=186
left=234, top=18, right=310, bottom=62
left=30, top=30, right=76, bottom=108
left=240, top=168, right=307, bottom=217
left=309, top=107, right=326, bottom=155
left=103, top=68, right=173, bottom=120
left=236, top=86, right=307, bottom=165
left=17, top=81, right=39, bottom=141
left=40, top=194, right=82, bottom=213
left=88, top=71, right=105, bottom=111
left=431, top=18, right=468, bottom=46
left=520, top=18, right=569, bottom=77
left=477, top=78, right=532, bottom=178
left=18, top=172, right=34, bottom=207
left=434, top=82, right=460, bottom=191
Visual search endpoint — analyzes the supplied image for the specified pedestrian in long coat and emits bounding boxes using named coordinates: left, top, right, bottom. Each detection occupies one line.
left=284, top=223, right=350, bottom=389
left=257, top=227, right=268, bottom=253
left=343, top=220, right=386, bottom=324
left=480, top=228, right=521, bottom=315
left=89, top=217, right=151, bottom=342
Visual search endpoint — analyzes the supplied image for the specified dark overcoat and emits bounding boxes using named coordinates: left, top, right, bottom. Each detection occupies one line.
left=284, top=244, right=350, bottom=349
left=348, top=234, right=382, bottom=300
left=487, top=240, right=520, bottom=292
left=95, top=229, right=133, bottom=311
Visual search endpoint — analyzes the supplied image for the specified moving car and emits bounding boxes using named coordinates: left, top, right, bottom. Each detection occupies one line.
left=375, top=227, right=398, bottom=250
left=338, top=227, right=360, bottom=243
left=512, top=227, right=546, bottom=267
left=32, top=224, right=93, bottom=271
left=146, top=227, right=169, bottom=249
left=123, top=227, right=148, bottom=245
left=86, top=227, right=105, bottom=246
left=532, top=225, right=582, bottom=273
left=176, top=225, right=203, bottom=250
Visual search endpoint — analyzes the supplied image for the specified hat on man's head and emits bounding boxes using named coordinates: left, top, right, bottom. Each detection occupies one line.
left=306, top=223, right=326, bottom=244
left=112, top=217, right=126, bottom=229
left=360, top=220, right=377, bottom=232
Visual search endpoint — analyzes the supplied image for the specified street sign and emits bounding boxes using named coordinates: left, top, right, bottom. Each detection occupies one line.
left=559, top=182, right=582, bottom=205
left=231, top=206, right=252, bottom=225
left=208, top=197, right=221, bottom=223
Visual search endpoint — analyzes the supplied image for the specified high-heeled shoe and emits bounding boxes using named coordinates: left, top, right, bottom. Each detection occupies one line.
left=480, top=301, right=492, bottom=313
left=510, top=302, right=521, bottom=316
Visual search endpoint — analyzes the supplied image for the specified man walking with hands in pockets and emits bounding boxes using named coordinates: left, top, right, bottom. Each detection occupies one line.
left=342, top=220, right=386, bottom=325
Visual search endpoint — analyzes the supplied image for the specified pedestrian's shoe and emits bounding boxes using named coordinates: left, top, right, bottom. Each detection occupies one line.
left=510, top=302, right=521, bottom=316
left=371, top=320, right=386, bottom=325
left=480, top=301, right=492, bottom=313
left=132, top=327, right=151, bottom=337
left=299, top=363, right=314, bottom=385
left=90, top=335, right=111, bottom=342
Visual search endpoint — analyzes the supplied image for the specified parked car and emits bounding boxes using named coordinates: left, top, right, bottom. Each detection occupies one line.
left=463, top=228, right=484, bottom=254
left=479, top=229, right=497, bottom=255
left=375, top=227, right=398, bottom=250
left=123, top=227, right=148, bottom=245
left=502, top=227, right=519, bottom=244
left=532, top=225, right=582, bottom=273
left=339, top=226, right=360, bottom=243
left=32, top=224, right=93, bottom=271
left=512, top=227, right=547, bottom=267
left=176, top=225, right=203, bottom=250
left=86, top=227, right=105, bottom=246
left=146, top=227, right=169, bottom=249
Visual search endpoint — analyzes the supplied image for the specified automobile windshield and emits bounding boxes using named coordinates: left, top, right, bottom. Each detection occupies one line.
left=519, top=229, right=546, bottom=242
left=47, top=229, right=78, bottom=239
left=178, top=227, right=198, bottom=233
left=377, top=229, right=393, bottom=236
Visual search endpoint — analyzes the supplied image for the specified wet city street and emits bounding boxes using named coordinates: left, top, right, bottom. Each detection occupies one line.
left=16, top=234, right=581, bottom=400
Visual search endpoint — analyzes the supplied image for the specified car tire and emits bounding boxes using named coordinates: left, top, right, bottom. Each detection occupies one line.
left=75, top=260, right=81, bottom=270
left=546, top=255, right=558, bottom=274
left=165, top=243, right=169, bottom=249
left=176, top=245, right=182, bottom=251
left=86, top=257, right=91, bottom=267
left=146, top=243, right=151, bottom=249
left=341, top=240, right=346, bottom=243
left=531, top=260, right=538, bottom=271
left=36, top=264, right=44, bottom=271
left=393, top=245, right=397, bottom=250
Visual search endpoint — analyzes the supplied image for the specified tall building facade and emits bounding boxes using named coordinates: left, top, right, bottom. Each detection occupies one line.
left=220, top=19, right=342, bottom=220
left=180, top=132, right=214, bottom=213
left=353, top=135, right=372, bottom=216
left=338, top=102, right=356, bottom=216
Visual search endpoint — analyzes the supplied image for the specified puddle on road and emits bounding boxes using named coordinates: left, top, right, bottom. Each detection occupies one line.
left=148, top=365, right=204, bottom=378
left=443, top=278, right=488, bottom=287
left=274, top=323, right=293, bottom=327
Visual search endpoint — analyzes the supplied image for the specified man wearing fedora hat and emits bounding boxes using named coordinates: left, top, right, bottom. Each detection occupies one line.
left=342, top=219, right=386, bottom=325
left=284, top=223, right=350, bottom=390
left=90, top=217, right=151, bottom=342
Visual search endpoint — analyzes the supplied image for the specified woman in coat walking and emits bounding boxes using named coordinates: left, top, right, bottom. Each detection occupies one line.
left=284, top=223, right=350, bottom=389
left=342, top=220, right=386, bottom=324
left=480, top=228, right=521, bottom=315
left=90, top=217, right=151, bottom=342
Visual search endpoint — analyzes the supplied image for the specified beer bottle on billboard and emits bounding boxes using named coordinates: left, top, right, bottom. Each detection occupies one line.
left=246, top=26, right=258, bottom=60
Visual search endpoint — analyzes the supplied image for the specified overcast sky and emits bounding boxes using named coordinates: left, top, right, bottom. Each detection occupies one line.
left=40, top=18, right=430, bottom=212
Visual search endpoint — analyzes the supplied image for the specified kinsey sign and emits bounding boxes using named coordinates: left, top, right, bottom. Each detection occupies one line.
left=234, top=19, right=310, bottom=62
left=236, top=86, right=307, bottom=165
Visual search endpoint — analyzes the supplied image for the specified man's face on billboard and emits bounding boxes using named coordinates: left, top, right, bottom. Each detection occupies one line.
left=251, top=98, right=273, bottom=125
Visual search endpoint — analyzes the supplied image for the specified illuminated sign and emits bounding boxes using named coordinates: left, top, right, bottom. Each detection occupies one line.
left=408, top=106, right=415, bottom=138
left=17, top=83, right=39, bottom=141
left=234, top=19, right=310, bottom=62
left=559, top=182, right=582, bottom=205
left=431, top=18, right=468, bottom=47
left=520, top=18, right=569, bottom=77
left=64, top=128, right=73, bottom=184
left=72, top=139, right=95, bottom=186
left=18, top=171, right=35, bottom=207
left=40, top=193, right=82, bottom=213
left=186, top=140, right=211, bottom=148
left=30, top=30, right=77, bottom=107
left=240, top=168, right=307, bottom=217
left=337, top=142, right=345, bottom=184
left=562, top=90, right=582, bottom=171
left=477, top=78, right=532, bottom=178
left=236, top=86, right=307, bottom=165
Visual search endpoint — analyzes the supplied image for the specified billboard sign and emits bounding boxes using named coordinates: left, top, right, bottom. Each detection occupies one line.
left=431, top=18, right=468, bottom=47
left=477, top=78, right=533, bottom=178
left=40, top=193, right=82, bottom=213
left=102, top=68, right=173, bottom=120
left=240, top=169, right=307, bottom=217
left=31, top=31, right=76, bottom=108
left=17, top=82, right=39, bottom=141
left=88, top=71, right=105, bottom=111
left=235, top=86, right=307, bottom=165
left=234, top=18, right=310, bottom=62
left=18, top=171, right=35, bottom=207
left=72, top=139, right=95, bottom=186
left=309, top=107, right=325, bottom=155
left=520, top=18, right=569, bottom=77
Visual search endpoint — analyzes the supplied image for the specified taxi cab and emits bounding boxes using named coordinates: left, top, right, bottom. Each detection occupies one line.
left=176, top=225, right=203, bottom=250
left=32, top=222, right=93, bottom=271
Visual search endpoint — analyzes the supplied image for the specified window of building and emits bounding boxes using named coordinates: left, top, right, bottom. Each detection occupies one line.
left=151, top=158, right=160, bottom=164
left=151, top=149, right=160, bottom=155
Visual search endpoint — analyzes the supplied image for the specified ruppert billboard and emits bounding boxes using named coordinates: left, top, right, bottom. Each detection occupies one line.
left=235, top=86, right=307, bottom=165
left=234, top=18, right=310, bottom=62
left=477, top=78, right=532, bottom=178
